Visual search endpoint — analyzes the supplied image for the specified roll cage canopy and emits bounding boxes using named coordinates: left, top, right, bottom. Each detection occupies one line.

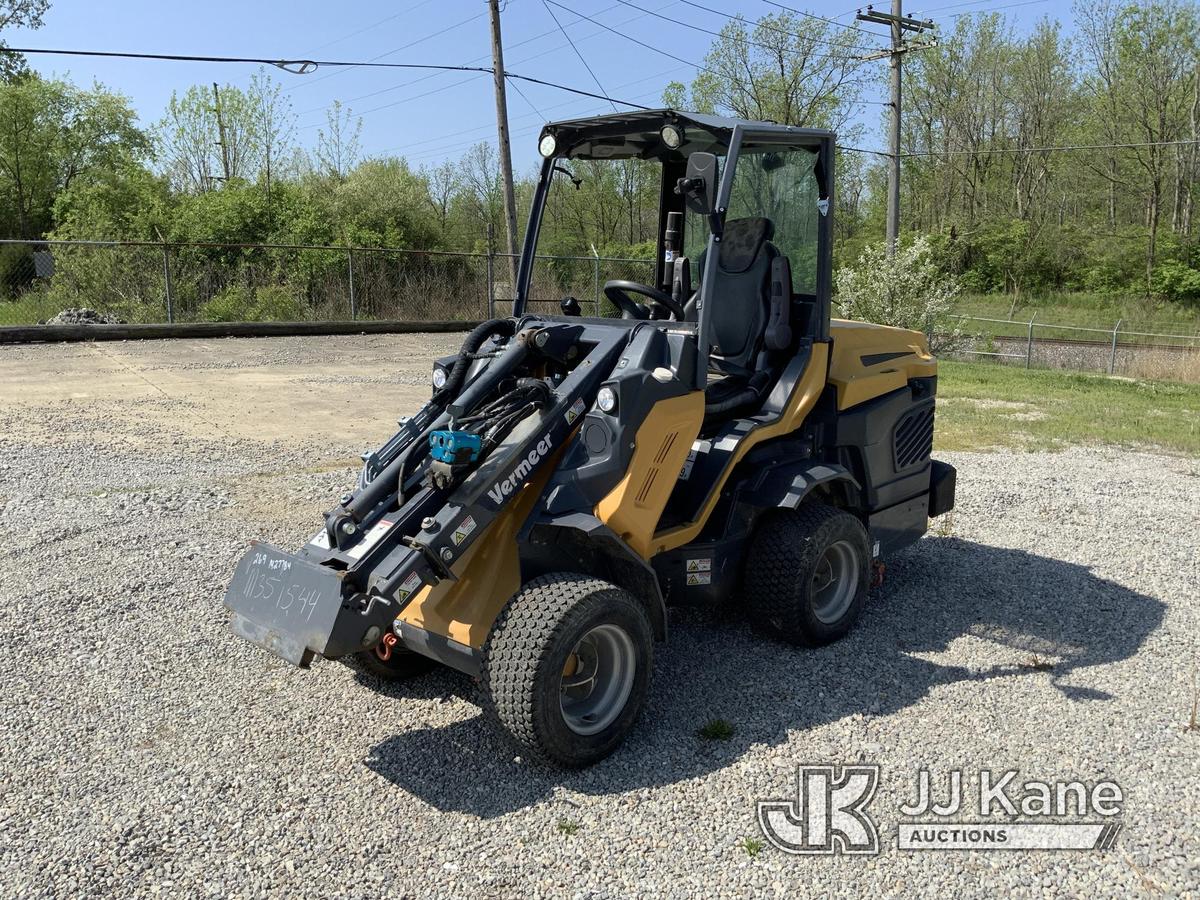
left=538, top=109, right=834, bottom=161
left=515, top=109, right=835, bottom=383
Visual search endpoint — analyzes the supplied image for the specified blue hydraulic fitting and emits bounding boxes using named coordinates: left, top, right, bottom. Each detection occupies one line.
left=429, top=430, right=483, bottom=464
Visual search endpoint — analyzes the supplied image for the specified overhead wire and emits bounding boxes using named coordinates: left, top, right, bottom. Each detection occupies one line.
left=293, top=0, right=661, bottom=122
left=0, top=46, right=650, bottom=109
left=542, top=0, right=618, bottom=111
left=286, top=10, right=486, bottom=90
left=614, top=0, right=880, bottom=53
left=544, top=0, right=864, bottom=68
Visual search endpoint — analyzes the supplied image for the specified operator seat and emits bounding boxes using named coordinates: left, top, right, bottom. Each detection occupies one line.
left=684, top=217, right=794, bottom=423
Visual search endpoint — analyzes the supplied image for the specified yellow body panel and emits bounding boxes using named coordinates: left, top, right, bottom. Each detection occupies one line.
left=400, top=319, right=933, bottom=647
left=396, top=460, right=556, bottom=649
left=595, top=390, right=706, bottom=559
left=653, top=348, right=830, bottom=554
left=827, top=318, right=936, bottom=410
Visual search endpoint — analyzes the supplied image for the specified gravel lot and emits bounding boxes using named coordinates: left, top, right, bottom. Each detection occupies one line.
left=1, top=334, right=1197, bottom=898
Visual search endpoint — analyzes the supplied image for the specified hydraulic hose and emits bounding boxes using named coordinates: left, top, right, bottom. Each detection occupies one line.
left=335, top=317, right=517, bottom=532
left=434, top=317, right=517, bottom=405
left=703, top=371, right=771, bottom=423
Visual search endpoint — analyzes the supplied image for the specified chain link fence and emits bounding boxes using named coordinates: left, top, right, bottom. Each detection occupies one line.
left=0, top=238, right=654, bottom=327
left=949, top=314, right=1200, bottom=382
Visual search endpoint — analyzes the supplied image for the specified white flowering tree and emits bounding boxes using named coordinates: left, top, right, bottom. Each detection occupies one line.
left=834, top=237, right=964, bottom=352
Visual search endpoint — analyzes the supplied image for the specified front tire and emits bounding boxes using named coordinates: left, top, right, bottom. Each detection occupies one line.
left=482, top=573, right=653, bottom=768
left=744, top=504, right=870, bottom=646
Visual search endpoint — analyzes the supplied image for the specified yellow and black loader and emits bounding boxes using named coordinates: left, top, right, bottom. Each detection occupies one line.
left=224, top=111, right=956, bottom=766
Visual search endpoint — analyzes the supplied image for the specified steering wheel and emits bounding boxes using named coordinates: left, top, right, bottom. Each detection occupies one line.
left=603, top=280, right=686, bottom=321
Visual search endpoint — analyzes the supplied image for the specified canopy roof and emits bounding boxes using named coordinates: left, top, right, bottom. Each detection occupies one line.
left=539, top=109, right=833, bottom=161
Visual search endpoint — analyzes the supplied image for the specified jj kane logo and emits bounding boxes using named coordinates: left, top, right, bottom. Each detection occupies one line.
left=757, top=766, right=1124, bottom=855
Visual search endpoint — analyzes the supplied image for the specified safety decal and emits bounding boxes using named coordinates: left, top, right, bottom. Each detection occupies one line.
left=565, top=397, right=587, bottom=425
left=452, top=514, right=477, bottom=545
left=396, top=570, right=423, bottom=602
left=686, top=572, right=712, bottom=586
left=345, top=519, right=394, bottom=560
left=308, top=529, right=331, bottom=550
left=679, top=448, right=698, bottom=480
left=686, top=557, right=712, bottom=573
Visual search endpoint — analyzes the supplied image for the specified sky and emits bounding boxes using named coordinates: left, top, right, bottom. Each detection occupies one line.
left=6, top=0, right=1077, bottom=174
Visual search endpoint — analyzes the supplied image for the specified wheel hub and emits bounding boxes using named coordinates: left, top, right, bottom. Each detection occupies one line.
left=559, top=623, right=636, bottom=736
left=811, top=539, right=860, bottom=625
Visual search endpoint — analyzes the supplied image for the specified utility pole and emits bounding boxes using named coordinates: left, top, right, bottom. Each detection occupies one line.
left=212, top=82, right=232, bottom=183
left=856, top=4, right=936, bottom=256
left=488, top=0, right=520, bottom=289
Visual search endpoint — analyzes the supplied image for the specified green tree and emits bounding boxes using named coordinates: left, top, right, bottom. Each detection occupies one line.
left=0, top=0, right=49, bottom=80
left=0, top=75, right=148, bottom=239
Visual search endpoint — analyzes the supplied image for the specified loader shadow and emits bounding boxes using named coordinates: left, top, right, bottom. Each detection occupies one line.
left=363, top=538, right=1165, bottom=818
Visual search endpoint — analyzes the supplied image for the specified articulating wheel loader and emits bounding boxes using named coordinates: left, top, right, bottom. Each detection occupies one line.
left=224, top=111, right=956, bottom=767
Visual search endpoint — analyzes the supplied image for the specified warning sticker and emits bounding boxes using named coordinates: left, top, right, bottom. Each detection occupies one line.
left=679, top=448, right=698, bottom=480
left=686, top=572, right=712, bottom=586
left=308, top=528, right=331, bottom=550
left=345, top=519, right=393, bottom=560
left=396, top=570, right=422, bottom=602
left=565, top=397, right=587, bottom=425
left=686, top=557, right=712, bottom=573
left=452, top=514, right=477, bottom=545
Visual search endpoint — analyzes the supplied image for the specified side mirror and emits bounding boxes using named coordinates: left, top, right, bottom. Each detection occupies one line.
left=676, top=152, right=722, bottom=236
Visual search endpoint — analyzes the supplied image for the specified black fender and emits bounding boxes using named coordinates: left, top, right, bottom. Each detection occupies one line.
left=519, top=512, right=668, bottom=641
left=738, top=460, right=860, bottom=513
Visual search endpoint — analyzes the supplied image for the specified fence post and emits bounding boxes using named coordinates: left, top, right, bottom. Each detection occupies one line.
left=486, top=223, right=495, bottom=319
left=347, top=249, right=357, bottom=321
left=157, top=234, right=174, bottom=324
left=1108, top=318, right=1122, bottom=375
left=1025, top=313, right=1036, bottom=369
left=593, top=254, right=601, bottom=315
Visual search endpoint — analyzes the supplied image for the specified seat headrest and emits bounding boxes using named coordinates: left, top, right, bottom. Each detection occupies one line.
left=717, top=217, right=775, bottom=274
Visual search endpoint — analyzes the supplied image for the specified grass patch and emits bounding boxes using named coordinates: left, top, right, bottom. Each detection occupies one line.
left=935, top=361, right=1200, bottom=454
left=556, top=818, right=579, bottom=836
left=954, top=291, right=1200, bottom=341
left=696, top=718, right=736, bottom=741
left=740, top=837, right=765, bottom=857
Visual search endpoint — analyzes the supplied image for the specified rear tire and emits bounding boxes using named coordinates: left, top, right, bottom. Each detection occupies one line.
left=744, top=503, right=869, bottom=646
left=482, top=573, right=653, bottom=768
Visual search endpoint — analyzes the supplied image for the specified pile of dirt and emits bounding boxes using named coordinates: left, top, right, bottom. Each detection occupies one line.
left=40, top=308, right=125, bottom=326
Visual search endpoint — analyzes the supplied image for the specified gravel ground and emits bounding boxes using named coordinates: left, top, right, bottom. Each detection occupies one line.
left=1, top=334, right=1197, bottom=898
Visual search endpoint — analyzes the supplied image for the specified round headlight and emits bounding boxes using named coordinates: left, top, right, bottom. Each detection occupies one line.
left=432, top=366, right=448, bottom=390
left=660, top=124, right=684, bottom=149
left=538, top=133, right=557, bottom=158
left=596, top=386, right=617, bottom=414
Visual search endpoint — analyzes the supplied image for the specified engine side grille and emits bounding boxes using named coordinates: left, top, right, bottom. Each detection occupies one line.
left=893, top=405, right=935, bottom=471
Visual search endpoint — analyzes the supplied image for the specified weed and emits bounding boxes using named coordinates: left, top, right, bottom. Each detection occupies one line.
left=697, top=718, right=736, bottom=741
left=741, top=837, right=765, bottom=858
left=933, top=510, right=956, bottom=538
left=1021, top=654, right=1055, bottom=672
left=556, top=818, right=579, bottom=836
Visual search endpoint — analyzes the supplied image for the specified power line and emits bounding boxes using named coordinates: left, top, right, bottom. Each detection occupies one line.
left=542, top=0, right=618, bottom=111
left=677, top=0, right=868, bottom=45
left=944, top=0, right=1051, bottom=18
left=380, top=65, right=687, bottom=159
left=293, top=1, right=650, bottom=120
left=762, top=0, right=875, bottom=32
left=304, top=0, right=438, bottom=55
left=616, top=0, right=880, bottom=53
left=286, top=11, right=486, bottom=90
left=506, top=76, right=547, bottom=120
left=838, top=138, right=1200, bottom=158
left=0, top=46, right=649, bottom=109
